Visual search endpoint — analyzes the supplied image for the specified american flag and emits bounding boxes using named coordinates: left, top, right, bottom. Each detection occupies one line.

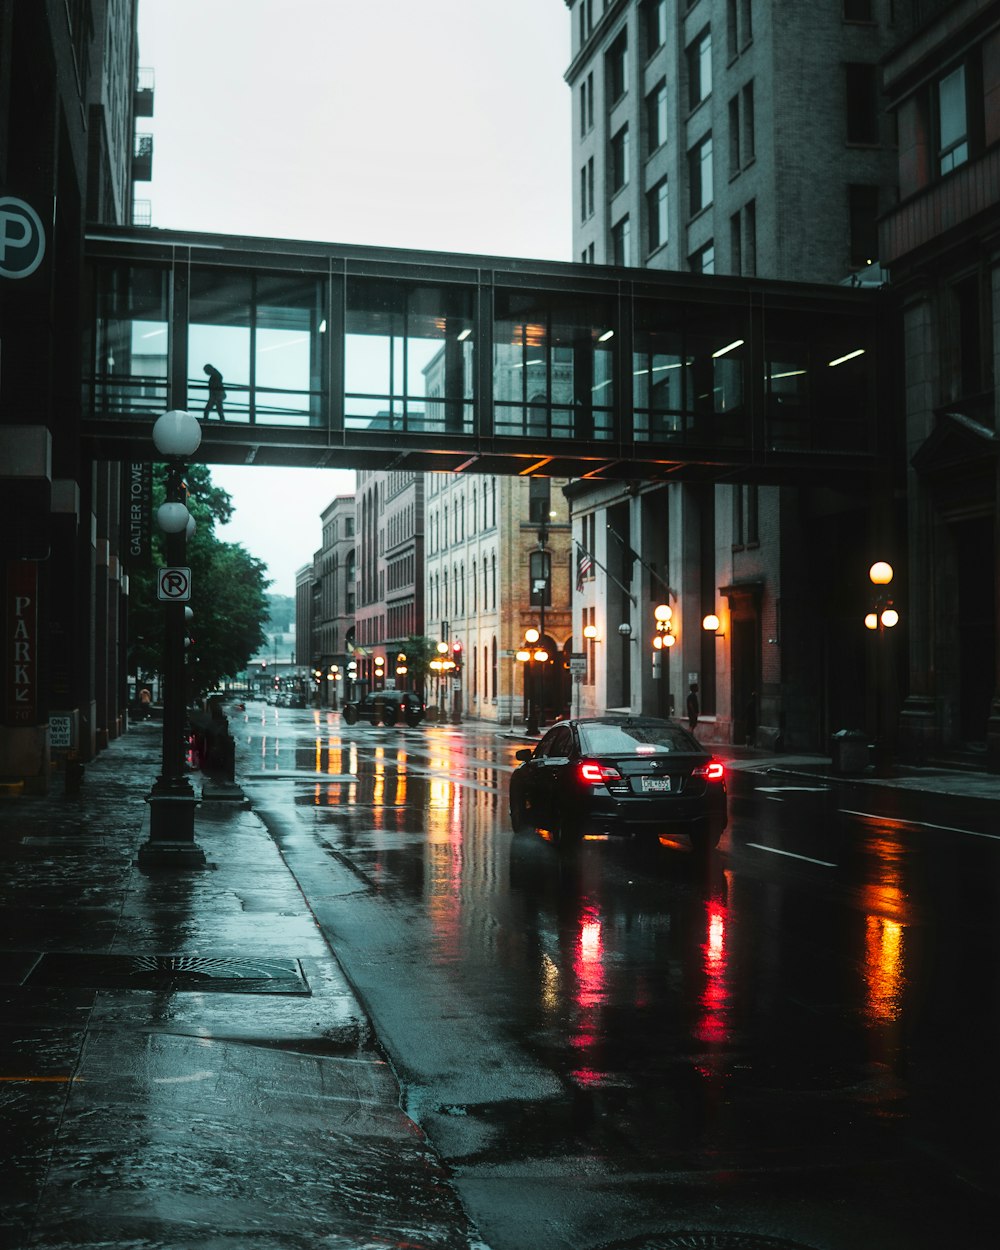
left=576, top=547, right=594, bottom=593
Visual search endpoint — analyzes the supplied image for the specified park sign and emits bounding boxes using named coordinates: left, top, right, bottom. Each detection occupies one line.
left=0, top=196, right=46, bottom=280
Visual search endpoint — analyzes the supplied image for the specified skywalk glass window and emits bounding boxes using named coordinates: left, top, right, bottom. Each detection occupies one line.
left=87, top=262, right=169, bottom=416
left=632, top=297, right=747, bottom=446
left=187, top=268, right=327, bottom=426
left=493, top=288, right=615, bottom=442
left=345, top=278, right=474, bottom=436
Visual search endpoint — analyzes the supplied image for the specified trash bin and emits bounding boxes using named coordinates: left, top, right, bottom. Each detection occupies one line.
left=830, top=729, right=869, bottom=776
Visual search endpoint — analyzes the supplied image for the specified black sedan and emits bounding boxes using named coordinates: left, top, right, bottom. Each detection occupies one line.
left=509, top=716, right=727, bottom=852
left=341, top=690, right=425, bottom=727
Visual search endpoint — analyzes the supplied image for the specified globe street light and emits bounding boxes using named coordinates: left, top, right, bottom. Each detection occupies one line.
left=140, top=410, right=205, bottom=868
left=866, top=560, right=899, bottom=777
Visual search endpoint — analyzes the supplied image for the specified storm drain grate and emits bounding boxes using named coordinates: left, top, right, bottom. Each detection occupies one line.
left=27, top=953, right=310, bottom=994
left=595, top=1235, right=817, bottom=1250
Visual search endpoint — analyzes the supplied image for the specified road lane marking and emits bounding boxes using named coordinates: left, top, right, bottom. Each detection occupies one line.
left=746, top=842, right=837, bottom=867
left=755, top=785, right=831, bottom=793
left=840, top=809, right=1000, bottom=840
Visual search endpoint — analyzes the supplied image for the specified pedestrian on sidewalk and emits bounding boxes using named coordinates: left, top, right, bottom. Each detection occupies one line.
left=686, top=682, right=699, bottom=732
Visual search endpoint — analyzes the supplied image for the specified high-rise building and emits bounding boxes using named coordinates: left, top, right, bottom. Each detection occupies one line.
left=563, top=0, right=913, bottom=750
left=1, top=0, right=149, bottom=787
left=878, top=0, right=1000, bottom=765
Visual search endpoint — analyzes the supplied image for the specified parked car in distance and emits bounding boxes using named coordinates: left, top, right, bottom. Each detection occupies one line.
left=509, top=715, right=727, bottom=853
left=342, top=690, right=425, bottom=727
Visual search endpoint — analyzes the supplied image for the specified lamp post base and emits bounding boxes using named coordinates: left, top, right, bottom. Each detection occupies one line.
left=140, top=788, right=205, bottom=869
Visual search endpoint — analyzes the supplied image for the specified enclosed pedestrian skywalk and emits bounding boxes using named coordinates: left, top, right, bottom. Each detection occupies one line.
left=82, top=225, right=888, bottom=483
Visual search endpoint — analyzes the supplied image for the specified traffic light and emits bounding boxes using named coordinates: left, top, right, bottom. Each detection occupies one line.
left=451, top=641, right=463, bottom=672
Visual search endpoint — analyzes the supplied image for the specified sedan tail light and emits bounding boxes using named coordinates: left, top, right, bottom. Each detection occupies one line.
left=692, top=759, right=725, bottom=781
left=578, top=760, right=623, bottom=785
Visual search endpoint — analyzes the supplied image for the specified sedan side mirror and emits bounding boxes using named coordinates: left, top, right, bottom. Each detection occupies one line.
left=515, top=748, right=534, bottom=762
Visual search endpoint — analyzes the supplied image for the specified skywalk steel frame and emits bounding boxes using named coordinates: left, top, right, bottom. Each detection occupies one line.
left=82, top=226, right=891, bottom=484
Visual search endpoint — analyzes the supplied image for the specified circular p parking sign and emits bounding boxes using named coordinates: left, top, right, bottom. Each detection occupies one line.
left=0, top=197, right=46, bottom=279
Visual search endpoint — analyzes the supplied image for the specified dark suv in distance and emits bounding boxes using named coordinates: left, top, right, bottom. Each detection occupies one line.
left=341, top=690, right=425, bottom=727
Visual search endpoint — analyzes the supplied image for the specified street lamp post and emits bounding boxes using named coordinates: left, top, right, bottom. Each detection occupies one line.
left=866, top=560, right=899, bottom=778
left=652, top=603, right=676, bottom=718
left=140, top=409, right=205, bottom=869
left=524, top=627, right=541, bottom=735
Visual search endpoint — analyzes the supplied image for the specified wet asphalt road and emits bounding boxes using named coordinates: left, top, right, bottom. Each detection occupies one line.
left=237, top=703, right=1000, bottom=1250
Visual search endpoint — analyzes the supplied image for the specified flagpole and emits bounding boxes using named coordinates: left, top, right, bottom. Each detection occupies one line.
left=576, top=543, right=636, bottom=605
left=606, top=524, right=677, bottom=599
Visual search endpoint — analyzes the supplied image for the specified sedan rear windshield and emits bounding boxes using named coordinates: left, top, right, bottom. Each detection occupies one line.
left=577, top=721, right=699, bottom=755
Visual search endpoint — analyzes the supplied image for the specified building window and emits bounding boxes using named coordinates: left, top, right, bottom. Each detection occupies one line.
left=606, top=28, right=628, bottom=105
left=848, top=185, right=879, bottom=266
left=728, top=0, right=753, bottom=52
left=611, top=124, right=630, bottom=193
left=843, top=0, right=873, bottom=20
left=689, top=241, right=715, bottom=274
left=744, top=199, right=757, bottom=275
left=580, top=71, right=594, bottom=136
left=611, top=215, right=632, bottom=265
left=741, top=0, right=753, bottom=46
left=948, top=273, right=986, bottom=398
left=728, top=95, right=741, bottom=176
left=578, top=0, right=595, bottom=46
left=938, top=64, right=969, bottom=174
left=688, top=28, right=712, bottom=110
left=730, top=211, right=741, bottom=274
left=580, top=156, right=595, bottom=221
left=643, top=0, right=666, bottom=55
left=648, top=177, right=668, bottom=252
left=742, top=82, right=755, bottom=163
left=528, top=477, right=551, bottom=525
left=845, top=63, right=879, bottom=145
left=646, top=78, right=667, bottom=153
left=689, top=134, right=713, bottom=215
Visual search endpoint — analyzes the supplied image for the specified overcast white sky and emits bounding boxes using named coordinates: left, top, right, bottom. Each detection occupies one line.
left=138, top=0, right=572, bottom=596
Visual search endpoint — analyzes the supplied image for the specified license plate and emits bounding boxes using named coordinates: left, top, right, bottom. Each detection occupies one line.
left=640, top=775, right=671, bottom=793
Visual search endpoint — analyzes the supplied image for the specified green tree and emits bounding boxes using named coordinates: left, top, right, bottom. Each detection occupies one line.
left=401, top=635, right=440, bottom=696
left=128, top=465, right=271, bottom=699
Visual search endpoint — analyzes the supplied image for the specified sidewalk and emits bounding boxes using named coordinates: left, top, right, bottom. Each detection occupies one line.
left=0, top=723, right=481, bottom=1250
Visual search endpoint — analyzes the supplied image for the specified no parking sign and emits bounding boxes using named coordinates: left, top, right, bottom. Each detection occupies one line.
left=157, top=567, right=191, bottom=602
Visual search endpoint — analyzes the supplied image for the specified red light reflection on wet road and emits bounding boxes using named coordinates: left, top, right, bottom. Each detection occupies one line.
left=695, top=895, right=730, bottom=1045
left=571, top=906, right=607, bottom=1086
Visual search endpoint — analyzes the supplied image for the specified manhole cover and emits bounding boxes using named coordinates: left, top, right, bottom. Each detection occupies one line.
left=597, top=1235, right=816, bottom=1250
left=28, top=953, right=310, bottom=994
